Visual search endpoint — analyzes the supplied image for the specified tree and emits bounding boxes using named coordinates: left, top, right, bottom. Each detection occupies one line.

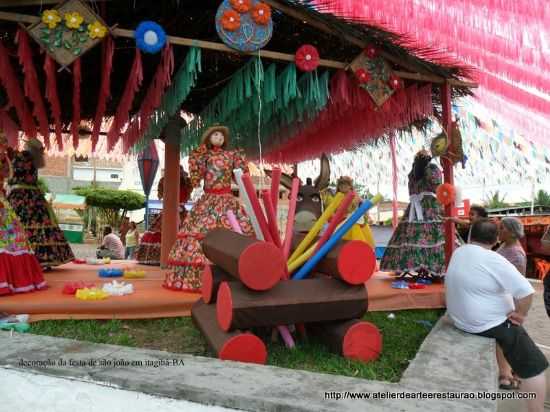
left=36, top=177, right=49, bottom=194
left=74, top=186, right=145, bottom=228
left=534, top=190, right=550, bottom=207
left=484, top=190, right=509, bottom=210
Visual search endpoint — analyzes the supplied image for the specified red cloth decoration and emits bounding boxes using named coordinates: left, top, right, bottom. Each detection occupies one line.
left=0, top=109, right=19, bottom=148
left=0, top=41, right=36, bottom=140
left=436, top=183, right=456, bottom=206
left=92, top=36, right=114, bottom=152
left=251, top=2, right=271, bottom=25
left=295, top=45, right=320, bottom=72
left=264, top=70, right=433, bottom=163
left=71, top=58, right=81, bottom=149
left=221, top=10, right=241, bottom=31
left=354, top=68, right=370, bottom=84
left=363, top=45, right=378, bottom=59
left=44, top=56, right=63, bottom=150
left=388, top=74, right=402, bottom=90
left=107, top=49, right=143, bottom=151
left=230, top=0, right=251, bottom=13
left=16, top=30, right=50, bottom=148
left=121, top=45, right=174, bottom=152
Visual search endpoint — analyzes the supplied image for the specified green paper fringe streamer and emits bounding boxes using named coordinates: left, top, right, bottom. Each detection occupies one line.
left=130, top=47, right=201, bottom=154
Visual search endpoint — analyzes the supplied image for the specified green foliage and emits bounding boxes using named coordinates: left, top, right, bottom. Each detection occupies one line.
left=534, top=189, right=550, bottom=207
left=484, top=190, right=509, bottom=209
left=73, top=186, right=145, bottom=228
left=36, top=177, right=49, bottom=193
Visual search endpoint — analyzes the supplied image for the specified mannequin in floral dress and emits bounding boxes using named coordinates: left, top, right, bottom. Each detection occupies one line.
left=7, top=139, right=74, bottom=269
left=0, top=142, right=46, bottom=295
left=164, top=126, right=253, bottom=292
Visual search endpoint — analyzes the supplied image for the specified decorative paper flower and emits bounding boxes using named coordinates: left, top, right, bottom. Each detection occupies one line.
left=295, top=44, right=319, bottom=72
left=230, top=0, right=251, bottom=13
left=63, top=281, right=95, bottom=295
left=42, top=9, right=61, bottom=29
left=88, top=21, right=108, bottom=39
left=64, top=12, right=84, bottom=30
left=135, top=21, right=167, bottom=54
left=102, top=280, right=134, bottom=296
left=251, top=2, right=271, bottom=25
left=363, top=45, right=378, bottom=59
left=123, top=270, right=146, bottom=279
left=221, top=10, right=241, bottom=31
left=98, top=268, right=124, bottom=278
left=436, top=183, right=456, bottom=206
left=388, top=74, right=403, bottom=90
left=355, top=68, right=371, bottom=84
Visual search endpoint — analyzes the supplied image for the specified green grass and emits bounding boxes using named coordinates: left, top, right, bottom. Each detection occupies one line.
left=30, top=309, right=443, bottom=382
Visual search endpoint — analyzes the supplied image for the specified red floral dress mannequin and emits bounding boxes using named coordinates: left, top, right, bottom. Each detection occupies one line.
left=0, top=143, right=46, bottom=295
left=164, top=126, right=252, bottom=292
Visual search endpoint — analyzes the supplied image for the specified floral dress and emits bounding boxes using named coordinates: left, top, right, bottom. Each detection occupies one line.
left=164, top=145, right=252, bottom=292
left=0, top=153, right=46, bottom=295
left=7, top=150, right=74, bottom=268
left=380, top=163, right=446, bottom=274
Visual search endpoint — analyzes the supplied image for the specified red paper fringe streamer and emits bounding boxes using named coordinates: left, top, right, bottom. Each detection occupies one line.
left=44, top=56, right=63, bottom=150
left=71, top=58, right=81, bottom=149
left=264, top=70, right=433, bottom=163
left=121, top=45, right=174, bottom=152
left=16, top=30, right=50, bottom=148
left=107, top=49, right=143, bottom=151
left=0, top=109, right=20, bottom=148
left=0, top=41, right=36, bottom=140
left=92, top=36, right=114, bottom=152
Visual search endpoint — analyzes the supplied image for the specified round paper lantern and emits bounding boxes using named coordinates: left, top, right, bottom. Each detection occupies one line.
left=388, top=74, right=403, bottom=90
left=135, top=21, right=166, bottom=54
left=355, top=68, right=370, bottom=84
left=436, top=183, right=456, bottom=206
left=295, top=45, right=320, bottom=72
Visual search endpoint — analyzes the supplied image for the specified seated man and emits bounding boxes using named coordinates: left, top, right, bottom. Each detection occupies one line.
left=97, top=226, right=124, bottom=260
left=446, top=219, right=547, bottom=412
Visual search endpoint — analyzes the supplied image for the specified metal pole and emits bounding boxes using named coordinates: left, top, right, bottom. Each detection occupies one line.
left=145, top=195, right=150, bottom=230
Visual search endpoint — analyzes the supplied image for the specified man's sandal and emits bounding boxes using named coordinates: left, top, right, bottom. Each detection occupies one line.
left=499, top=376, right=520, bottom=390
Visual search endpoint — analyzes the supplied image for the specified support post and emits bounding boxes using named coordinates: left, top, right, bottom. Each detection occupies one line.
left=440, top=82, right=455, bottom=266
left=389, top=132, right=398, bottom=229
left=160, top=118, right=181, bottom=268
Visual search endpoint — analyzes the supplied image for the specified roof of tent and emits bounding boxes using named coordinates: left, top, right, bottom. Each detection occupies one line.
left=0, top=0, right=475, bottom=161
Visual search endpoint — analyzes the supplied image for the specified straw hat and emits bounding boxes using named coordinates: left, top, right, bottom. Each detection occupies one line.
left=201, top=125, right=230, bottom=147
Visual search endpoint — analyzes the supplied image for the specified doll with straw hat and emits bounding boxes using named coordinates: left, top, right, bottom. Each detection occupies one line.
left=164, top=125, right=253, bottom=292
left=6, top=137, right=74, bottom=270
left=380, top=149, right=446, bottom=279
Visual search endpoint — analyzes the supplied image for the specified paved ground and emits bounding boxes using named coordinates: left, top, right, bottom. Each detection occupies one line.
left=498, top=280, right=550, bottom=412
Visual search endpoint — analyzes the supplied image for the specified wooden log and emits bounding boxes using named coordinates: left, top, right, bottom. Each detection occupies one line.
left=308, top=319, right=382, bottom=363
left=216, top=277, right=367, bottom=332
left=202, top=228, right=285, bottom=291
left=291, top=234, right=376, bottom=285
left=191, top=299, right=267, bottom=364
left=201, top=265, right=232, bottom=304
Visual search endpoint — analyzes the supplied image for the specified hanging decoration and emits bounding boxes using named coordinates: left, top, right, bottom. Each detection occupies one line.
left=131, top=47, right=201, bottom=154
left=134, top=21, right=167, bottom=54
left=106, top=49, right=143, bottom=151
left=44, top=56, right=62, bottom=148
left=0, top=41, right=36, bottom=140
left=215, top=0, right=273, bottom=52
left=27, top=0, right=109, bottom=67
left=364, top=45, right=378, bottom=59
left=348, top=50, right=395, bottom=107
left=430, top=130, right=449, bottom=157
left=447, top=121, right=466, bottom=166
left=121, top=45, right=174, bottom=152
left=16, top=29, right=50, bottom=147
left=436, top=183, right=456, bottom=206
left=92, top=36, right=114, bottom=152
left=0, top=110, right=20, bottom=148
left=388, top=74, right=403, bottom=90
left=71, top=58, right=81, bottom=148
left=295, top=45, right=320, bottom=72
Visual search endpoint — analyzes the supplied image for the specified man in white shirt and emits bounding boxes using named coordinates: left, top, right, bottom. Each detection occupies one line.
left=97, top=226, right=125, bottom=260
left=446, top=219, right=547, bottom=412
